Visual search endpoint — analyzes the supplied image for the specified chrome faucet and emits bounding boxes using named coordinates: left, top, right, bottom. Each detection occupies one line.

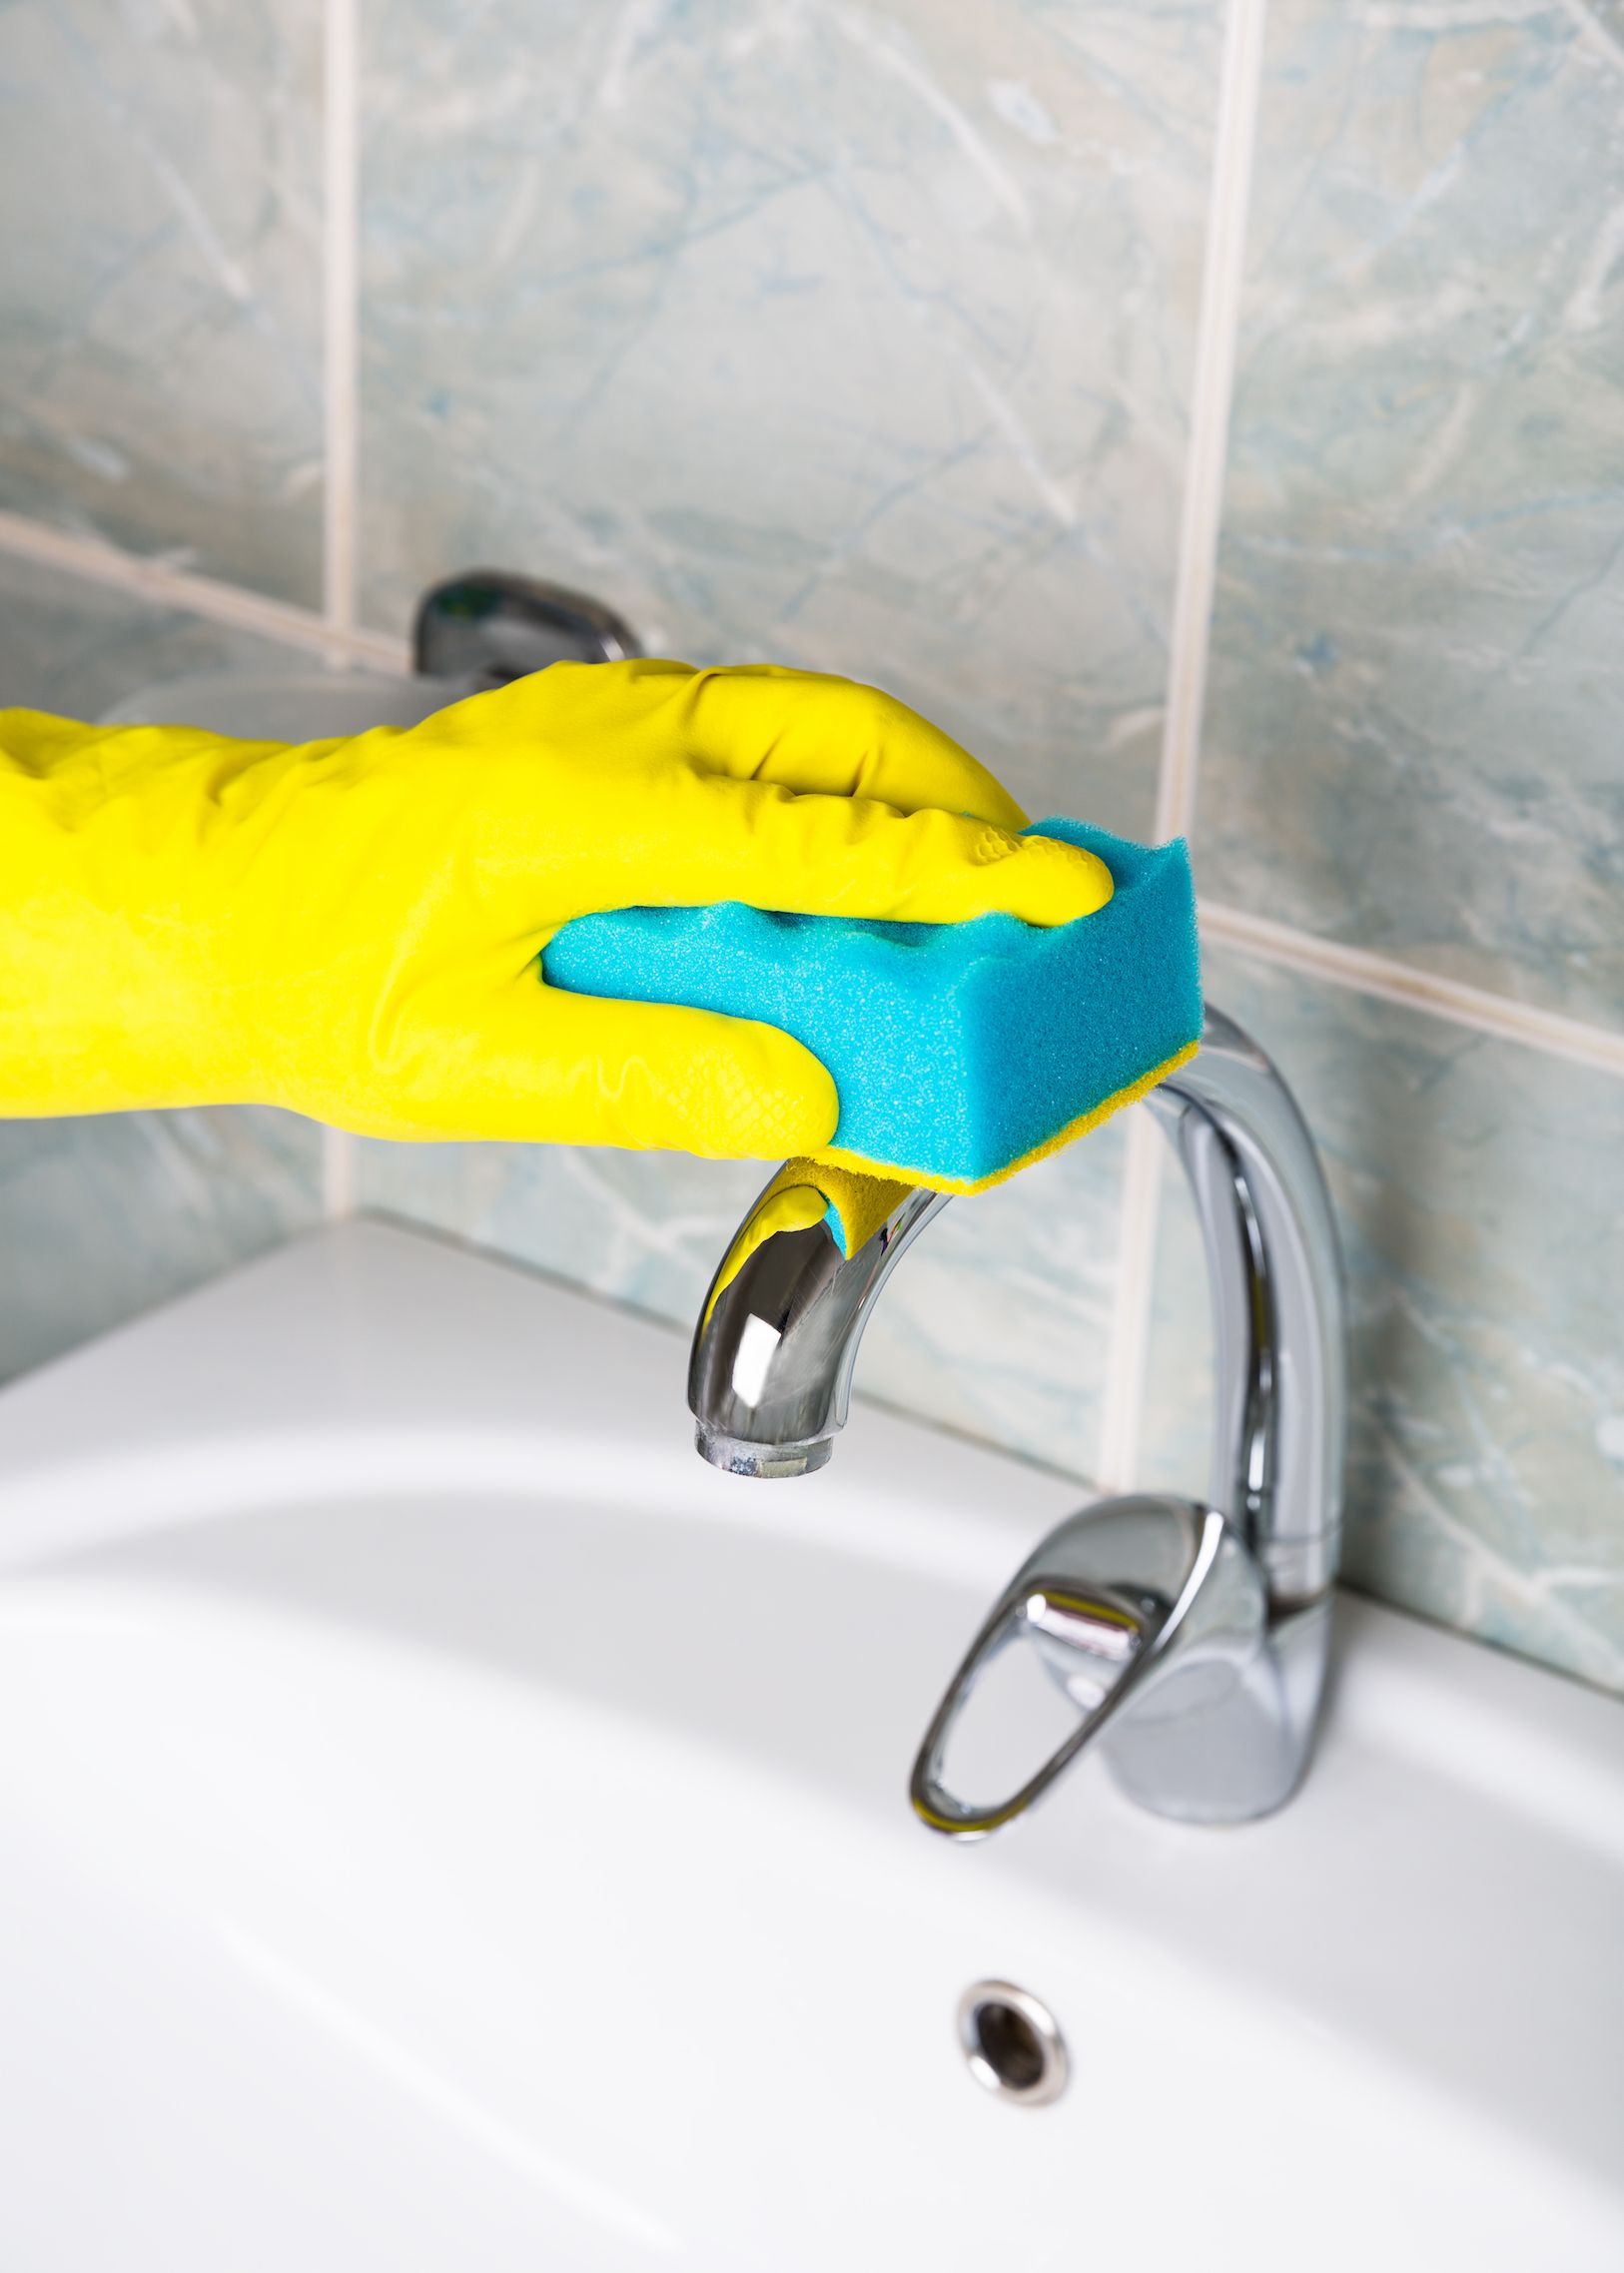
left=689, top=1008, right=1346, bottom=1828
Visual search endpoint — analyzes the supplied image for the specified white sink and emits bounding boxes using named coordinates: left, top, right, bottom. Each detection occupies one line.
left=0, top=1222, right=1618, bottom=2270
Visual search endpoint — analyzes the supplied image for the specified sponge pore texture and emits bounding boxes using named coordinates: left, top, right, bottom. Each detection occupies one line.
left=541, top=819, right=1203, bottom=1193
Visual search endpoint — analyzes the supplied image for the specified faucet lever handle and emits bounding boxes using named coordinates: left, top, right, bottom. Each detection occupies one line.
left=910, top=1495, right=1252, bottom=1840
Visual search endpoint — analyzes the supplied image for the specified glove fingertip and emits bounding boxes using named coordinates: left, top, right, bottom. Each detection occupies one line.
left=1003, top=837, right=1116, bottom=927
left=693, top=1028, right=839, bottom=1159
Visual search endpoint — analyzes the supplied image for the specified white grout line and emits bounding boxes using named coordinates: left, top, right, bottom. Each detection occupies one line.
left=322, top=0, right=360, bottom=658
left=1099, top=0, right=1270, bottom=1495
left=1155, top=0, right=1267, bottom=847
left=0, top=504, right=406, bottom=666
left=337, top=620, right=410, bottom=673
left=1201, top=901, right=1624, bottom=1079
left=320, top=0, right=364, bottom=1214
left=322, top=1123, right=359, bottom=1219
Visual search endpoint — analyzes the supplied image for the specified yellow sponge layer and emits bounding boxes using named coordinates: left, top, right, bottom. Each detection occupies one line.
left=811, top=1037, right=1201, bottom=1205
left=750, top=1036, right=1199, bottom=1261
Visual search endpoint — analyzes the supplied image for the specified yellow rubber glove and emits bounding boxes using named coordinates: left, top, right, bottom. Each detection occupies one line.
left=0, top=659, right=1112, bottom=1157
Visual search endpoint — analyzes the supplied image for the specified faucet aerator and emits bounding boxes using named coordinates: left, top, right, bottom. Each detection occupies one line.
left=694, top=1427, right=832, bottom=1479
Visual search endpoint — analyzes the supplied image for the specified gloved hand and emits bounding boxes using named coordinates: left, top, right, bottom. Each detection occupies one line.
left=0, top=659, right=1112, bottom=1156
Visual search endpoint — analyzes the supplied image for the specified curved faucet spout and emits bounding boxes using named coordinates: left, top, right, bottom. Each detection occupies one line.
left=692, top=1011, right=1343, bottom=1554
left=688, top=1177, right=948, bottom=1477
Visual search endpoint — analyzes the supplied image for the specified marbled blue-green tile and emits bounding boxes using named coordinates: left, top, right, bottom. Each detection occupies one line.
left=1197, top=0, right=1624, bottom=1028
left=359, top=1117, right=1127, bottom=1482
left=357, top=1141, right=769, bottom=1341
left=0, top=0, right=323, bottom=605
left=358, top=0, right=1221, bottom=835
left=1143, top=952, right=1624, bottom=1695
left=861, top=1124, right=1126, bottom=1479
left=0, top=1108, right=322, bottom=1383
left=0, top=552, right=325, bottom=1379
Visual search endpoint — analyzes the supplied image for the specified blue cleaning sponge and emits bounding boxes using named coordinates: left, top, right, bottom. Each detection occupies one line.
left=542, top=819, right=1203, bottom=1193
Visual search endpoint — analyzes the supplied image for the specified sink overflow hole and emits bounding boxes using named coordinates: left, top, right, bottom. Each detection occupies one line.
left=957, top=1980, right=1068, bottom=2107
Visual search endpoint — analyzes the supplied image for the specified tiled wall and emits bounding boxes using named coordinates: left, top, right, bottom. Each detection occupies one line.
left=0, top=1, right=1619, bottom=1694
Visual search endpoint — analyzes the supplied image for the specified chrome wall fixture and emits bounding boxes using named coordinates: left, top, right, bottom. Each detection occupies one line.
left=689, top=1009, right=1348, bottom=1828
left=413, top=569, right=640, bottom=684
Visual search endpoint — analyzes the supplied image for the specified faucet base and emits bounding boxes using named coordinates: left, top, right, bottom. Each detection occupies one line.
left=694, top=1427, right=833, bottom=1479
left=910, top=1496, right=1336, bottom=1835
left=1103, top=1590, right=1335, bottom=1825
